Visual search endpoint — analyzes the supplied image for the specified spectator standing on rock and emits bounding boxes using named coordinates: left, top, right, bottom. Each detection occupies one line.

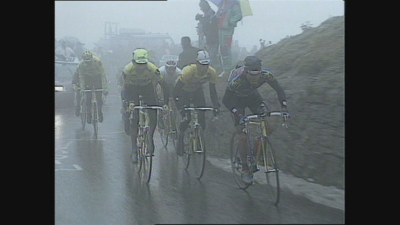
left=195, top=0, right=221, bottom=73
left=212, top=0, right=242, bottom=78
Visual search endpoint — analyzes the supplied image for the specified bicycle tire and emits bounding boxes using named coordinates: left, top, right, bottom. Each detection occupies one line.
left=262, top=137, right=280, bottom=205
left=182, top=128, right=191, bottom=169
left=170, top=110, right=178, bottom=150
left=230, top=132, right=251, bottom=190
left=138, top=130, right=153, bottom=183
left=191, top=126, right=206, bottom=179
left=80, top=97, right=86, bottom=131
left=92, top=103, right=98, bottom=139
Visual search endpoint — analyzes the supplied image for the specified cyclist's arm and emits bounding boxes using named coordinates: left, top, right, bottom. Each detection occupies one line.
left=78, top=64, right=85, bottom=90
left=209, top=82, right=219, bottom=108
left=98, top=61, right=108, bottom=90
left=222, top=86, right=236, bottom=113
left=263, top=72, right=287, bottom=108
left=159, top=79, right=170, bottom=105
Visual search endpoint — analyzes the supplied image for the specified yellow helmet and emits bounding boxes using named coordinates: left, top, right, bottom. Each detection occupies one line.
left=82, top=50, right=93, bottom=62
left=132, top=48, right=149, bottom=64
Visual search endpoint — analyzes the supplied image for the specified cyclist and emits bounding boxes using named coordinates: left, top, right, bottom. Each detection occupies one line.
left=174, top=50, right=220, bottom=155
left=222, top=55, right=289, bottom=184
left=156, top=60, right=182, bottom=128
left=122, top=48, right=170, bottom=162
left=78, top=50, right=108, bottom=123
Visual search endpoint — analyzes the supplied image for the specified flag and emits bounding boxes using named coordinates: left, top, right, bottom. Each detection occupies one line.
left=207, top=0, right=253, bottom=17
left=239, top=0, right=252, bottom=17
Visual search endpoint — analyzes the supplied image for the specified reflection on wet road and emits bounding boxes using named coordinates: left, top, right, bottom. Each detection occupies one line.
left=55, top=90, right=344, bottom=224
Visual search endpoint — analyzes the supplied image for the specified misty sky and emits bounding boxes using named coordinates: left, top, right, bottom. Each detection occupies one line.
left=55, top=0, right=344, bottom=51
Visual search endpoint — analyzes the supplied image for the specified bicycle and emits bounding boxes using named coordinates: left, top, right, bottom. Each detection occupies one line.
left=230, top=103, right=289, bottom=205
left=80, top=87, right=105, bottom=139
left=127, top=95, right=163, bottom=183
left=178, top=102, right=217, bottom=179
left=158, top=98, right=179, bottom=149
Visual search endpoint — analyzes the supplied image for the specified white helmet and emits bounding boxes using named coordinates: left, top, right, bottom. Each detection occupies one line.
left=196, top=50, right=211, bottom=65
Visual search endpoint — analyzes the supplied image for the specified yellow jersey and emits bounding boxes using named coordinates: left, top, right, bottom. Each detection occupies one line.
left=178, top=64, right=218, bottom=92
left=123, top=61, right=162, bottom=86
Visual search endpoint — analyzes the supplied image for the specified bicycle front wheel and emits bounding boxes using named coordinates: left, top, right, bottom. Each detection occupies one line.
left=169, top=110, right=179, bottom=149
left=261, top=137, right=280, bottom=205
left=230, top=132, right=251, bottom=190
left=92, top=103, right=99, bottom=139
left=190, top=126, right=206, bottom=179
left=138, top=131, right=153, bottom=184
left=80, top=98, right=86, bottom=131
left=182, top=129, right=191, bottom=169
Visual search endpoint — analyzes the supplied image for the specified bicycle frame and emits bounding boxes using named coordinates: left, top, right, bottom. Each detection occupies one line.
left=81, top=88, right=104, bottom=138
left=183, top=106, right=214, bottom=154
left=128, top=95, right=163, bottom=183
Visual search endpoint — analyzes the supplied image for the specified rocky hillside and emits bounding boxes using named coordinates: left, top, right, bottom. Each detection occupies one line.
left=204, top=16, right=344, bottom=189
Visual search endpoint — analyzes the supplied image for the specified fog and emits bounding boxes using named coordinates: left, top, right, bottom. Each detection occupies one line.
left=55, top=0, right=344, bottom=51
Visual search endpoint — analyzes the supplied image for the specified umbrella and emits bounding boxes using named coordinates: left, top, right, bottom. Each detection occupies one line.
left=207, top=0, right=253, bottom=17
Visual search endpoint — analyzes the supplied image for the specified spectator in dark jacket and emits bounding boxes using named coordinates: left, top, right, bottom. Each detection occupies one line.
left=196, top=0, right=220, bottom=72
left=177, top=36, right=202, bottom=69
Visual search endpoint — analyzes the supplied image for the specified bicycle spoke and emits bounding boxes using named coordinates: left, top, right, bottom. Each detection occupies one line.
left=230, top=132, right=251, bottom=190
left=262, top=138, right=280, bottom=205
left=191, top=127, right=206, bottom=179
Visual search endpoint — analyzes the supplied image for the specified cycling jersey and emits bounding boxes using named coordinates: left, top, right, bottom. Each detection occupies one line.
left=178, top=64, right=218, bottom=92
left=123, top=61, right=162, bottom=86
left=228, top=66, right=285, bottom=97
left=224, top=66, right=286, bottom=110
left=159, top=66, right=181, bottom=88
left=78, top=56, right=108, bottom=90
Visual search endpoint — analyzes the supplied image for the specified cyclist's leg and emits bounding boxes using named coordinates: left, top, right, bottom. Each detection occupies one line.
left=96, top=91, right=103, bottom=122
left=143, top=85, right=158, bottom=154
left=86, top=91, right=92, bottom=123
left=75, top=90, right=81, bottom=116
left=123, top=85, right=135, bottom=135
left=193, top=89, right=206, bottom=130
left=176, top=92, right=191, bottom=154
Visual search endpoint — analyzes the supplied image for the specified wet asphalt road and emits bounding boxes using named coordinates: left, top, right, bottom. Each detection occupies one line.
left=55, top=86, right=344, bottom=224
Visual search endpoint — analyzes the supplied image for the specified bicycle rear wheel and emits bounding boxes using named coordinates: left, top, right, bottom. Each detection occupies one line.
left=138, top=131, right=153, bottom=183
left=80, top=98, right=86, bottom=131
left=92, top=103, right=99, bottom=139
left=191, top=126, right=206, bottom=179
left=230, top=132, right=251, bottom=190
left=261, top=137, right=280, bottom=205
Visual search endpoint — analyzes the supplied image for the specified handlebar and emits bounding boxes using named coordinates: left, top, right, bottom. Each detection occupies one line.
left=183, top=107, right=214, bottom=111
left=81, top=89, right=106, bottom=93
left=241, top=111, right=289, bottom=128
left=133, top=105, right=164, bottom=110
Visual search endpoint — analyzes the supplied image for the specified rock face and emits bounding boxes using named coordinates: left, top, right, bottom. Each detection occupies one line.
left=203, top=16, right=344, bottom=189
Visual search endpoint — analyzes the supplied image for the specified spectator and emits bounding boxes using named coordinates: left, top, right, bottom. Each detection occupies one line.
left=195, top=0, right=220, bottom=72
left=177, top=36, right=202, bottom=70
left=213, top=0, right=242, bottom=78
left=55, top=39, right=76, bottom=60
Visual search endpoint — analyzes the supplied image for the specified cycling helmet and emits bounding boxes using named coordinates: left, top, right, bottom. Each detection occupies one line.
left=165, top=60, right=177, bottom=68
left=196, top=50, right=211, bottom=65
left=244, top=56, right=262, bottom=71
left=82, top=50, right=93, bottom=62
left=132, top=48, right=149, bottom=64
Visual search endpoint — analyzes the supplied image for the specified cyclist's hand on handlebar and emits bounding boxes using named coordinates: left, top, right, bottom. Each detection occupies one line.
left=103, top=89, right=108, bottom=96
left=162, top=104, right=169, bottom=111
left=213, top=108, right=220, bottom=116
left=238, top=114, right=246, bottom=125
